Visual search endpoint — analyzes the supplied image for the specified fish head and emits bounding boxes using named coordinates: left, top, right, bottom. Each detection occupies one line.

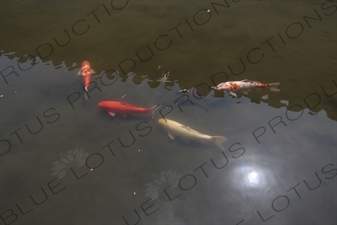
left=212, top=86, right=220, bottom=91
left=98, top=101, right=109, bottom=109
left=158, top=118, right=168, bottom=127
left=213, top=82, right=230, bottom=91
left=82, top=61, right=90, bottom=68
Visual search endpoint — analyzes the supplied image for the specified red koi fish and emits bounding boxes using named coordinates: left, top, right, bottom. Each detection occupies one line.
left=77, top=61, right=95, bottom=91
left=213, top=79, right=280, bottom=97
left=98, top=101, right=157, bottom=117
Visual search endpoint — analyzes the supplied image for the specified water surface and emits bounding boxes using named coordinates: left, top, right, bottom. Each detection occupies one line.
left=0, top=0, right=336, bottom=224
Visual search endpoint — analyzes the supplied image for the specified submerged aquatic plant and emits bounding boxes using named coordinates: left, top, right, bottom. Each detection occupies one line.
left=157, top=70, right=172, bottom=82
left=50, top=148, right=89, bottom=179
left=144, top=169, right=182, bottom=201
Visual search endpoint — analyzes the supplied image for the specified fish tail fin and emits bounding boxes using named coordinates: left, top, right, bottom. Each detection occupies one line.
left=84, top=92, right=89, bottom=100
left=211, top=136, right=228, bottom=151
left=267, top=82, right=280, bottom=92
left=147, top=105, right=162, bottom=115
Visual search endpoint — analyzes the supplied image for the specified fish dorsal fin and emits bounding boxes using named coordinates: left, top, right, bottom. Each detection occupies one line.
left=168, top=132, right=175, bottom=140
left=118, top=102, right=132, bottom=107
left=181, top=126, right=203, bottom=135
left=181, top=125, right=191, bottom=130
left=108, top=111, right=115, bottom=116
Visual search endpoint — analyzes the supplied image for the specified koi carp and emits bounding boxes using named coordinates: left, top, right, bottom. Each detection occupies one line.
left=158, top=118, right=227, bottom=150
left=77, top=61, right=95, bottom=91
left=213, top=79, right=280, bottom=97
left=98, top=101, right=157, bottom=118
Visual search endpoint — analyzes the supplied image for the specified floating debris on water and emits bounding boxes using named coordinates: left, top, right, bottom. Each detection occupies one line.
left=179, top=89, right=190, bottom=93
left=157, top=71, right=172, bottom=82
left=127, top=71, right=136, bottom=76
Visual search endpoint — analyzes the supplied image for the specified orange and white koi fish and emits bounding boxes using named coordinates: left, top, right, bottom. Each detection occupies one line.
left=98, top=101, right=157, bottom=118
left=77, top=61, right=95, bottom=91
left=213, top=79, right=280, bottom=97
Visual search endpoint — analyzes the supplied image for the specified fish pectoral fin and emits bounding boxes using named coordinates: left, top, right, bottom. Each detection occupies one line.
left=229, top=92, right=238, bottom=97
left=90, top=69, right=95, bottom=74
left=182, top=138, right=189, bottom=143
left=121, top=113, right=127, bottom=118
left=168, top=133, right=175, bottom=140
left=108, top=111, right=115, bottom=116
left=241, top=79, right=249, bottom=82
left=241, top=90, right=249, bottom=94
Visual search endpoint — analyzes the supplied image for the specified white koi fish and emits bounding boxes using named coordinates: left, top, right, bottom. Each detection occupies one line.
left=158, top=118, right=228, bottom=150
left=213, top=79, right=280, bottom=97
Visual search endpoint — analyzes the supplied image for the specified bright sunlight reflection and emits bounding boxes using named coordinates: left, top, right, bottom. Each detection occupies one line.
left=231, top=165, right=267, bottom=190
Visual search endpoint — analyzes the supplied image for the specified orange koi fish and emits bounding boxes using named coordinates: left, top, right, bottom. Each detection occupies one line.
left=77, top=61, right=95, bottom=91
left=213, top=79, right=280, bottom=97
left=98, top=101, right=157, bottom=118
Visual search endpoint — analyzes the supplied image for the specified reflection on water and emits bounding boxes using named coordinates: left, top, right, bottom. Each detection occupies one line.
left=1, top=0, right=336, bottom=224
left=235, top=166, right=264, bottom=189
left=50, top=148, right=89, bottom=179
left=144, top=169, right=182, bottom=201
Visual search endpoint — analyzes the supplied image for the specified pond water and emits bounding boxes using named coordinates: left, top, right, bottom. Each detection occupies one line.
left=0, top=0, right=336, bottom=224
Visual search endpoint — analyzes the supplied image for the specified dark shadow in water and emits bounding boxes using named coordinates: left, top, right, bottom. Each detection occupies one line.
left=1, top=0, right=335, bottom=121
